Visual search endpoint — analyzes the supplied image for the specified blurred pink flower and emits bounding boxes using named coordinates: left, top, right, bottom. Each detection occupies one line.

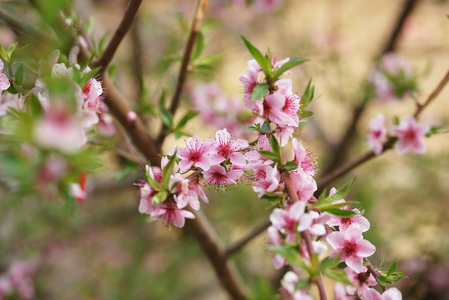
left=0, top=59, right=10, bottom=91
left=367, top=114, right=387, bottom=155
left=390, top=115, right=429, bottom=155
left=362, top=287, right=402, bottom=300
left=345, top=266, right=377, bottom=297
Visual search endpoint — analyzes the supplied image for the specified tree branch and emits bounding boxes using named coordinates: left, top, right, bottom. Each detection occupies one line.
left=102, top=74, right=161, bottom=166
left=322, top=0, right=419, bottom=174
left=225, top=218, right=271, bottom=258
left=94, top=0, right=142, bottom=72
left=156, top=0, right=208, bottom=146
left=365, top=258, right=387, bottom=292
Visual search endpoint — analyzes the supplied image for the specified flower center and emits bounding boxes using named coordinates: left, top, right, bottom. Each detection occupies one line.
left=343, top=240, right=357, bottom=257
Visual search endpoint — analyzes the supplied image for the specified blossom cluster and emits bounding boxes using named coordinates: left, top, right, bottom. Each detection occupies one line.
left=370, top=53, right=417, bottom=101
left=0, top=261, right=36, bottom=300
left=367, top=114, right=429, bottom=155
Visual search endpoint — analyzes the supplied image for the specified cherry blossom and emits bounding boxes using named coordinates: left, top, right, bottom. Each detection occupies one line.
left=367, top=114, right=387, bottom=155
left=270, top=201, right=310, bottom=243
left=280, top=271, right=314, bottom=300
left=267, top=226, right=287, bottom=269
left=209, top=129, right=249, bottom=166
left=362, top=287, right=402, bottom=300
left=292, top=138, right=317, bottom=176
left=0, top=59, right=10, bottom=91
left=177, top=136, right=217, bottom=173
left=390, top=115, right=429, bottom=155
left=202, top=165, right=243, bottom=186
left=150, top=202, right=195, bottom=228
left=252, top=164, right=280, bottom=197
left=0, top=92, right=20, bottom=116
left=334, top=282, right=355, bottom=300
left=327, top=223, right=376, bottom=272
left=34, top=104, right=86, bottom=152
left=290, top=169, right=317, bottom=202
left=9, top=261, right=36, bottom=299
left=345, top=266, right=377, bottom=297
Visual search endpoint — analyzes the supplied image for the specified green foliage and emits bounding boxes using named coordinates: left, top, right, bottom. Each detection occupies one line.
left=273, top=57, right=308, bottom=79
left=267, top=245, right=310, bottom=274
left=251, top=83, right=269, bottom=102
left=241, top=36, right=272, bottom=81
left=301, top=79, right=315, bottom=108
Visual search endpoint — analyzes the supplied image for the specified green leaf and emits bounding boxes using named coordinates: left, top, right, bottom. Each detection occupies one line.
left=241, top=36, right=272, bottom=80
left=377, top=275, right=387, bottom=286
left=246, top=125, right=259, bottom=131
left=0, top=44, right=8, bottom=62
left=388, top=262, right=397, bottom=275
left=9, top=45, right=27, bottom=62
left=320, top=255, right=341, bottom=271
left=258, top=151, right=280, bottom=163
left=324, top=269, right=353, bottom=285
left=260, top=193, right=283, bottom=203
left=176, top=110, right=199, bottom=130
left=251, top=83, right=269, bottom=102
left=425, top=125, right=442, bottom=137
left=314, top=178, right=356, bottom=208
left=162, top=153, right=177, bottom=190
left=6, top=43, right=17, bottom=56
left=192, top=30, right=205, bottom=60
left=14, top=64, right=24, bottom=85
left=301, top=79, right=315, bottom=108
left=261, top=121, right=271, bottom=134
left=274, top=57, right=308, bottom=79
left=284, top=161, right=298, bottom=171
left=267, top=246, right=310, bottom=273
left=301, top=110, right=314, bottom=118
left=158, top=91, right=173, bottom=128
left=80, top=67, right=101, bottom=86
left=270, top=135, right=281, bottom=155
left=321, top=208, right=358, bottom=218
left=145, top=166, right=163, bottom=192
left=152, top=190, right=168, bottom=206
left=195, top=53, right=223, bottom=65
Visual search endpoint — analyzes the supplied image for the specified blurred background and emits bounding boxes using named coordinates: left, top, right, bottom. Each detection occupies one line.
left=0, top=0, right=449, bottom=299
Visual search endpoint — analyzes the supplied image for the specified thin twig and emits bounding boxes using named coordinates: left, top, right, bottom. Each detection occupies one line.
left=156, top=0, right=208, bottom=146
left=94, top=0, right=143, bottom=72
left=365, top=258, right=387, bottom=292
left=322, top=0, right=419, bottom=174
left=225, top=218, right=271, bottom=258
left=102, top=74, right=161, bottom=166
left=414, top=68, right=449, bottom=120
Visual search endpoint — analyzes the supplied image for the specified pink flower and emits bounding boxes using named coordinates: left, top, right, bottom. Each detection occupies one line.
left=390, top=116, right=429, bottom=155
left=0, top=59, right=10, bottom=91
left=327, top=224, right=376, bottom=273
left=367, top=114, right=387, bottom=155
left=334, top=282, right=355, bottom=300
left=252, top=164, right=280, bottom=197
left=263, top=93, right=295, bottom=127
left=290, top=169, right=317, bottom=202
left=362, top=287, right=402, bottom=300
left=280, top=271, right=314, bottom=300
left=169, top=174, right=206, bottom=211
left=202, top=165, right=243, bottom=186
left=345, top=266, right=377, bottom=297
left=9, top=261, right=36, bottom=299
left=326, top=188, right=370, bottom=232
left=268, top=226, right=286, bottom=269
left=177, top=136, right=217, bottom=173
left=137, top=181, right=157, bottom=214
left=209, top=129, right=248, bottom=166
left=150, top=202, right=195, bottom=228
left=0, top=92, right=20, bottom=116
left=270, top=201, right=309, bottom=243
left=292, top=138, right=317, bottom=176
left=34, top=104, right=86, bottom=152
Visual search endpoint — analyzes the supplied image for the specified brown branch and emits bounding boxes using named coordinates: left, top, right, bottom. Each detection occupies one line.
left=130, top=15, right=145, bottom=100
left=365, top=258, right=387, bottom=292
left=414, top=68, right=449, bottom=120
left=156, top=0, right=208, bottom=146
left=322, top=0, right=419, bottom=174
left=185, top=210, right=247, bottom=300
left=225, top=218, right=271, bottom=258
left=102, top=74, right=161, bottom=166
left=318, top=65, right=449, bottom=192
left=94, top=0, right=142, bottom=72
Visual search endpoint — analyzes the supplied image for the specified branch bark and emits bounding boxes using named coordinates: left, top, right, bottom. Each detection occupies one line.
left=322, top=0, right=419, bottom=174
left=94, top=0, right=143, bottom=72
left=156, top=0, right=208, bottom=147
